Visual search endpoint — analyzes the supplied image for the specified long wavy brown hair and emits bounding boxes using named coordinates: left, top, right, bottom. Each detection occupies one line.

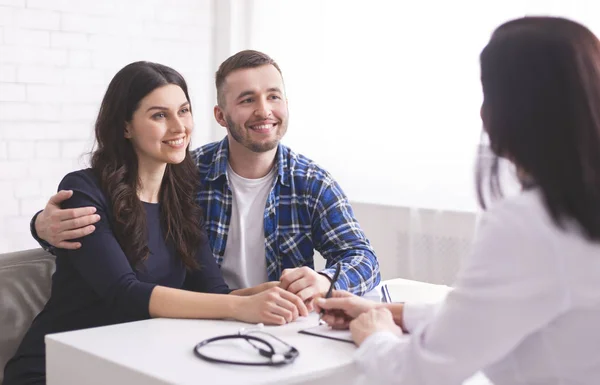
left=91, top=61, right=204, bottom=270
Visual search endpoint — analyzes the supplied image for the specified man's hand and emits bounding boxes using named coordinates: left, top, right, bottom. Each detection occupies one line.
left=350, top=308, right=403, bottom=346
left=315, top=290, right=379, bottom=329
left=35, top=190, right=100, bottom=249
left=235, top=286, right=309, bottom=325
left=279, top=267, right=331, bottom=309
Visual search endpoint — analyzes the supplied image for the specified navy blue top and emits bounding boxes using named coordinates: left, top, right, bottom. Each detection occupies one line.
left=4, top=169, right=231, bottom=385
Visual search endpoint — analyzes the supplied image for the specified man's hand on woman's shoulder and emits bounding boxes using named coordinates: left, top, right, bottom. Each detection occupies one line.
left=35, top=190, right=100, bottom=249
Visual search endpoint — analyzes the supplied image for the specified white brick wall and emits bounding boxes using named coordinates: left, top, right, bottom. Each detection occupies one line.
left=0, top=0, right=216, bottom=253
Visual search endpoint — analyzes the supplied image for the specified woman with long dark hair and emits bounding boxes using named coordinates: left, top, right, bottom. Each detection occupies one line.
left=4, top=61, right=307, bottom=385
left=315, top=16, right=600, bottom=384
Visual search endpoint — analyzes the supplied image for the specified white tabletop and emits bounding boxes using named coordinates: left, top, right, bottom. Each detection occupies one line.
left=45, top=279, right=490, bottom=385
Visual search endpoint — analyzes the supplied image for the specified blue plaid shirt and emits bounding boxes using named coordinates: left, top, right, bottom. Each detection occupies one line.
left=192, top=138, right=381, bottom=295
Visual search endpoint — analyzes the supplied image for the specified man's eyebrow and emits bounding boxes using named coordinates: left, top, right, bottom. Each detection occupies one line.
left=236, top=87, right=283, bottom=100
left=236, top=90, right=255, bottom=100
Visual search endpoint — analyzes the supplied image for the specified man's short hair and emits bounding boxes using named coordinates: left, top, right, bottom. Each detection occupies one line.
left=215, top=50, right=283, bottom=106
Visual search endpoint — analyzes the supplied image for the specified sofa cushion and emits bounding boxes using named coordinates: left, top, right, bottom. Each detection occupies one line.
left=0, top=248, right=55, bottom=384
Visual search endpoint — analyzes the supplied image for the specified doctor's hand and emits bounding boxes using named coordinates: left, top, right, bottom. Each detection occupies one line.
left=350, top=308, right=403, bottom=346
left=315, top=290, right=379, bottom=330
left=279, top=267, right=331, bottom=310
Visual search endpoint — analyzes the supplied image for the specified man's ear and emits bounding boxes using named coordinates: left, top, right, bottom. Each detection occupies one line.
left=214, top=105, right=228, bottom=128
left=124, top=122, right=132, bottom=139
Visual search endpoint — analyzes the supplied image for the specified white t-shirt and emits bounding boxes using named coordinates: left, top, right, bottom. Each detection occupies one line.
left=355, top=189, right=600, bottom=385
left=220, top=164, right=275, bottom=289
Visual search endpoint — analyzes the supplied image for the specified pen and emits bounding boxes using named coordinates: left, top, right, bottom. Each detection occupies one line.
left=319, top=263, right=342, bottom=322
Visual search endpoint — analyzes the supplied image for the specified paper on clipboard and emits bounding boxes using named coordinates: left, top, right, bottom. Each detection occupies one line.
left=298, top=323, right=354, bottom=344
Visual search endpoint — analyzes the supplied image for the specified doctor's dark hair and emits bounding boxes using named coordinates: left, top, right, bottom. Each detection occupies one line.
left=477, top=16, right=600, bottom=240
left=91, top=61, right=204, bottom=270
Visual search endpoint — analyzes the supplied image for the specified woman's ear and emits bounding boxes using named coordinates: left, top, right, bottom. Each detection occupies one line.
left=480, top=102, right=489, bottom=132
left=124, top=122, right=132, bottom=139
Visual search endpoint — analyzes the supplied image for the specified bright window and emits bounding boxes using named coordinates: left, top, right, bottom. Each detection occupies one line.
left=246, top=0, right=600, bottom=211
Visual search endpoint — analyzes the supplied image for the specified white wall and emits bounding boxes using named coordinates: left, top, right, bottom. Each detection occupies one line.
left=4, top=0, right=600, bottom=259
left=0, top=0, right=215, bottom=253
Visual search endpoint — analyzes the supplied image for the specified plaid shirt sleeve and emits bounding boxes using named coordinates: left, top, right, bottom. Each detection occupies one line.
left=310, top=177, right=381, bottom=296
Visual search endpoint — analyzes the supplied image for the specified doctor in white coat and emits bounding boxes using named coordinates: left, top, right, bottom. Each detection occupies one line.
left=317, top=16, right=600, bottom=385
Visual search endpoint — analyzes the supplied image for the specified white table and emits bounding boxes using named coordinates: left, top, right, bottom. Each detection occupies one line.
left=45, top=279, right=490, bottom=385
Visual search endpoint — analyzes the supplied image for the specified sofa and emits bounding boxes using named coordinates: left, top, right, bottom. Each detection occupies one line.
left=0, top=248, right=55, bottom=384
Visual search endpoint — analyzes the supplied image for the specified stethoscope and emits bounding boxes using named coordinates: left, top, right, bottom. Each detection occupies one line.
left=193, top=323, right=299, bottom=366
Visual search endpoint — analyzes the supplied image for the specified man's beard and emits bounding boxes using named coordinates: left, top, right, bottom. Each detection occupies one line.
left=225, top=115, right=287, bottom=153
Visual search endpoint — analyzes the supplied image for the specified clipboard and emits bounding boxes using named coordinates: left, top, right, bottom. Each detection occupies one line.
left=381, top=282, right=451, bottom=303
left=298, top=324, right=354, bottom=344
left=381, top=284, right=395, bottom=303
